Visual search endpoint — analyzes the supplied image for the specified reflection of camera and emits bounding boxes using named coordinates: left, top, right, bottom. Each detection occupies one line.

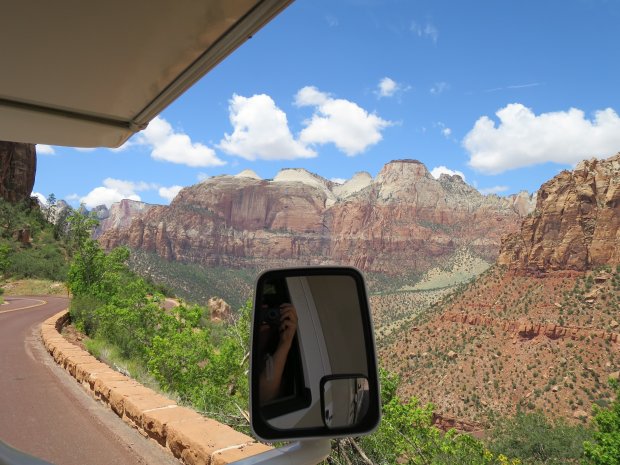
left=262, top=307, right=281, bottom=327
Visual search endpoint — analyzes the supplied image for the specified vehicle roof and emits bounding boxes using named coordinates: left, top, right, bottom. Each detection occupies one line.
left=0, top=0, right=292, bottom=148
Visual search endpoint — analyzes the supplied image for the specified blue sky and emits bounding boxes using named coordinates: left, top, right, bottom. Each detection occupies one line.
left=34, top=0, right=620, bottom=208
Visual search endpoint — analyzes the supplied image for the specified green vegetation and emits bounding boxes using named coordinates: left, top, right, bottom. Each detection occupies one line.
left=0, top=197, right=69, bottom=281
left=59, top=210, right=620, bottom=465
left=67, top=221, right=251, bottom=428
left=343, top=369, right=520, bottom=465
left=129, top=250, right=255, bottom=309
left=583, top=380, right=620, bottom=465
left=488, top=411, right=591, bottom=464
left=65, top=213, right=518, bottom=463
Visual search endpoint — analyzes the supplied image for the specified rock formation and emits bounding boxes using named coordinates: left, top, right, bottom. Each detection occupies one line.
left=98, top=160, right=532, bottom=275
left=0, top=141, right=36, bottom=203
left=326, top=160, right=531, bottom=272
left=95, top=199, right=155, bottom=238
left=207, top=297, right=232, bottom=322
left=498, top=153, right=620, bottom=271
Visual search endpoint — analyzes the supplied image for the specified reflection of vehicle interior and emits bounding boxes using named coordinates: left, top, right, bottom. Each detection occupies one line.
left=322, top=377, right=370, bottom=429
left=259, top=278, right=311, bottom=420
left=263, top=275, right=368, bottom=430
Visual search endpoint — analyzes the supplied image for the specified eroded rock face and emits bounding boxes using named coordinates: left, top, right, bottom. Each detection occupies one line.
left=207, top=297, right=232, bottom=322
left=0, top=142, right=36, bottom=203
left=326, top=160, right=531, bottom=273
left=95, top=199, right=155, bottom=238
left=498, top=153, right=620, bottom=271
left=98, top=160, right=531, bottom=274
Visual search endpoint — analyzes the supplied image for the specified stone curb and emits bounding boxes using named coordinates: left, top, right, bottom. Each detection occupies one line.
left=40, top=310, right=271, bottom=465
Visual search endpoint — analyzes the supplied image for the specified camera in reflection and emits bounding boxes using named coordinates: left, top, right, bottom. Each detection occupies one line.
left=261, top=307, right=281, bottom=328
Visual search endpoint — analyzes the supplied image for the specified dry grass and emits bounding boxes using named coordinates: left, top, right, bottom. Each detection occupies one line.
left=2, top=279, right=68, bottom=296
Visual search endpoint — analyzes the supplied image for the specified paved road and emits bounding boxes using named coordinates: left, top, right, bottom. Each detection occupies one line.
left=0, top=296, right=178, bottom=465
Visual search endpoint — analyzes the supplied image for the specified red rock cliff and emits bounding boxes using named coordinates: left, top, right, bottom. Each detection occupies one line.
left=0, top=142, right=36, bottom=203
left=498, top=153, right=620, bottom=271
left=98, top=161, right=530, bottom=274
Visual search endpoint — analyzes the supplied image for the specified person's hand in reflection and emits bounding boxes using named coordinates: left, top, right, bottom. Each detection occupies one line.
left=259, top=303, right=298, bottom=404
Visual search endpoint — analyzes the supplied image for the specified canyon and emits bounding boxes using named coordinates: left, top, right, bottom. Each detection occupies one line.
left=384, top=153, right=620, bottom=426
left=98, top=159, right=532, bottom=280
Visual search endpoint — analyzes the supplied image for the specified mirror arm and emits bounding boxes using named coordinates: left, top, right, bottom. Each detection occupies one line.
left=229, top=439, right=331, bottom=465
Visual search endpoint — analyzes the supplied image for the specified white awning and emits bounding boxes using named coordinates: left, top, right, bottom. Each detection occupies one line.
left=0, top=0, right=293, bottom=147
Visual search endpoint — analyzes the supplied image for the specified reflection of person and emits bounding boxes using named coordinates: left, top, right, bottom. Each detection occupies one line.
left=258, top=303, right=298, bottom=404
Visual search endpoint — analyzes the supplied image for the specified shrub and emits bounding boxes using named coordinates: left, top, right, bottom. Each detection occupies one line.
left=583, top=380, right=620, bottom=465
left=489, top=411, right=592, bottom=464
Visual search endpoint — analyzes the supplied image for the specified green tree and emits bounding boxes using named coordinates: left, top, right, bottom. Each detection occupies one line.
left=46, top=193, right=57, bottom=223
left=66, top=208, right=99, bottom=255
left=490, top=411, right=591, bottom=464
left=67, top=239, right=106, bottom=296
left=0, top=199, right=26, bottom=238
left=583, top=380, right=620, bottom=465
left=0, top=243, right=10, bottom=276
left=0, top=198, right=69, bottom=281
left=357, top=369, right=519, bottom=465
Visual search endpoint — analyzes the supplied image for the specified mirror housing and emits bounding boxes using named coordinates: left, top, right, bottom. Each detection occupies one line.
left=250, top=267, right=380, bottom=441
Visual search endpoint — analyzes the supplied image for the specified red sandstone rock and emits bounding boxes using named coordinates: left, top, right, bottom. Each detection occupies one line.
left=98, top=160, right=529, bottom=275
left=499, top=153, right=620, bottom=271
left=0, top=141, right=36, bottom=204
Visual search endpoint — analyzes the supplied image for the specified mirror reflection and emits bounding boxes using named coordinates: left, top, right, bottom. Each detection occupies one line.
left=322, top=376, right=370, bottom=429
left=255, top=273, right=370, bottom=430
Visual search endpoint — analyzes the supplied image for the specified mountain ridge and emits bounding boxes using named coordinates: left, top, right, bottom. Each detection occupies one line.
left=383, top=153, right=620, bottom=426
left=97, top=159, right=533, bottom=277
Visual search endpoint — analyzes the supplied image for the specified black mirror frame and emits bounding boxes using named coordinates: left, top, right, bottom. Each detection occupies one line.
left=250, top=266, right=381, bottom=441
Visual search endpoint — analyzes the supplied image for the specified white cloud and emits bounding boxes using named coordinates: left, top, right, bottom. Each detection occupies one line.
left=80, top=188, right=140, bottom=209
left=80, top=178, right=156, bottom=208
left=36, top=144, right=55, bottom=155
left=430, top=166, right=466, bottom=182
left=434, top=121, right=452, bottom=138
left=295, top=86, right=392, bottom=156
left=295, top=87, right=330, bottom=106
left=219, top=94, right=316, bottom=161
left=478, top=185, right=509, bottom=195
left=73, top=147, right=96, bottom=152
left=411, top=20, right=438, bottom=43
left=159, top=185, right=183, bottom=203
left=330, top=177, right=346, bottom=184
left=32, top=192, right=47, bottom=205
left=464, top=103, right=620, bottom=174
left=197, top=172, right=210, bottom=182
left=376, top=77, right=398, bottom=98
left=430, top=82, right=449, bottom=95
left=139, top=116, right=225, bottom=167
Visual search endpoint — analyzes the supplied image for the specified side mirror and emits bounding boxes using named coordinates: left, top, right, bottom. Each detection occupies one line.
left=250, top=267, right=380, bottom=441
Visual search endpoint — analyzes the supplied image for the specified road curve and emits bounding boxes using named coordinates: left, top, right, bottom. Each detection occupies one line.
left=0, top=296, right=178, bottom=465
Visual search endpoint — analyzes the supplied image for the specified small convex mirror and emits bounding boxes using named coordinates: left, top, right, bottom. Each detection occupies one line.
left=250, top=267, right=380, bottom=441
left=321, top=375, right=370, bottom=429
